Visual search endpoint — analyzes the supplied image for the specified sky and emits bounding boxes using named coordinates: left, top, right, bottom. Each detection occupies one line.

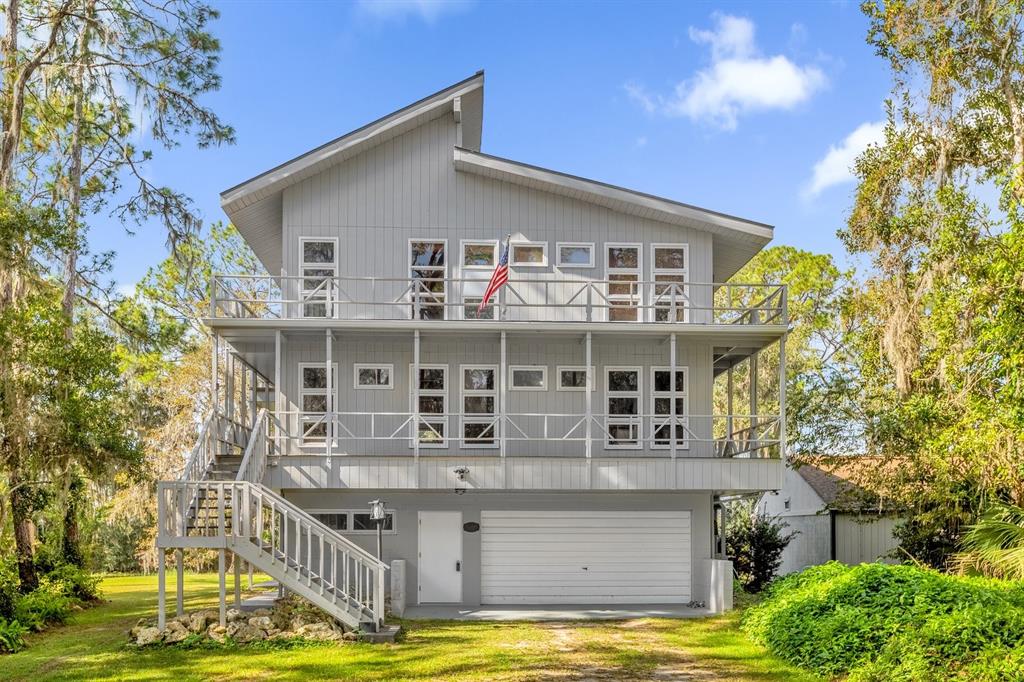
left=89, top=0, right=891, bottom=291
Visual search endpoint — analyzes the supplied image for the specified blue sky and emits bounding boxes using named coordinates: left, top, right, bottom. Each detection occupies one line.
left=91, top=0, right=890, bottom=290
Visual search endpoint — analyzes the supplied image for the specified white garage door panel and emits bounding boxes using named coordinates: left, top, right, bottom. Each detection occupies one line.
left=481, top=511, right=691, bottom=604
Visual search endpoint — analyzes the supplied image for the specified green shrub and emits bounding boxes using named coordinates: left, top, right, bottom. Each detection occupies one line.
left=0, top=617, right=28, bottom=653
left=0, top=561, right=19, bottom=621
left=742, top=562, right=1024, bottom=680
left=726, top=501, right=795, bottom=592
left=42, top=564, right=101, bottom=602
left=14, top=585, right=73, bottom=631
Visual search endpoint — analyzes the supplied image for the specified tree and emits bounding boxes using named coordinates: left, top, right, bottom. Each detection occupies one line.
left=727, top=500, right=795, bottom=593
left=836, top=0, right=1024, bottom=568
left=955, top=502, right=1024, bottom=579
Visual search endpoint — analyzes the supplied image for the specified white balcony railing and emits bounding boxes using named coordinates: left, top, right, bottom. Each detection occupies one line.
left=270, top=410, right=781, bottom=459
left=209, top=275, right=787, bottom=326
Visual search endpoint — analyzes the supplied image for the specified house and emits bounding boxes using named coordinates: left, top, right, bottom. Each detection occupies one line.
left=155, top=72, right=789, bottom=632
left=757, top=458, right=902, bottom=575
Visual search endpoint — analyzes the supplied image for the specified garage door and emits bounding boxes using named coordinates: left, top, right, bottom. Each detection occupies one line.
left=480, top=510, right=691, bottom=604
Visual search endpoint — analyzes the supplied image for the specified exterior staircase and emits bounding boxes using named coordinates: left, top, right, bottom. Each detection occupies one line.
left=157, top=409, right=388, bottom=632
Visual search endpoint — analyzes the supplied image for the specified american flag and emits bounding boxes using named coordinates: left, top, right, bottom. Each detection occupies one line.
left=478, top=235, right=511, bottom=314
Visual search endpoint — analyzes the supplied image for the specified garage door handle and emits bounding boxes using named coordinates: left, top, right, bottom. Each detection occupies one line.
left=455, top=561, right=461, bottom=572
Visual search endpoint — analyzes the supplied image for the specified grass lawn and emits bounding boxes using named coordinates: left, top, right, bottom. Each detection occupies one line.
left=0, top=574, right=818, bottom=681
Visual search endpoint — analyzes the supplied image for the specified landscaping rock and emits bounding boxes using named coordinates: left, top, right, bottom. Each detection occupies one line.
left=248, top=615, right=273, bottom=630
left=136, top=626, right=164, bottom=646
left=188, top=611, right=210, bottom=633
left=227, top=621, right=265, bottom=643
left=295, top=622, right=342, bottom=641
left=225, top=608, right=245, bottom=622
left=164, top=621, right=189, bottom=644
left=251, top=608, right=273, bottom=618
left=207, top=624, right=228, bottom=643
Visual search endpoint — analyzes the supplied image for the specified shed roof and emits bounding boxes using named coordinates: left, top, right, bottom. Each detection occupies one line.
left=793, top=456, right=896, bottom=513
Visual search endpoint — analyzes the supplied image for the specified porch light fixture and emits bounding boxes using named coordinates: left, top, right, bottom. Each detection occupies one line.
left=369, top=499, right=386, bottom=561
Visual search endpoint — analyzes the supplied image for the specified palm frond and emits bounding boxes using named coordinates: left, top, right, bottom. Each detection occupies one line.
left=955, top=502, right=1024, bottom=580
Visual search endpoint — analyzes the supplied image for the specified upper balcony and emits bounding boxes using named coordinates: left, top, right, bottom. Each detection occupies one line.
left=208, top=275, right=788, bottom=329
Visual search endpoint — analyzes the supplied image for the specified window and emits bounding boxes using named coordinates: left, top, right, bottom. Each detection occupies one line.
left=461, top=240, right=497, bottom=269
left=556, top=242, right=594, bottom=268
left=510, top=365, right=547, bottom=391
left=651, top=244, right=689, bottom=322
left=605, top=243, right=641, bottom=322
left=300, top=238, right=338, bottom=318
left=311, top=510, right=396, bottom=534
left=353, top=363, right=393, bottom=390
left=298, top=363, right=337, bottom=444
left=556, top=366, right=594, bottom=392
left=312, top=513, right=348, bottom=531
left=461, top=365, right=497, bottom=447
left=511, top=241, right=547, bottom=267
left=409, top=240, right=447, bottom=320
left=606, top=366, right=641, bottom=448
left=410, top=364, right=447, bottom=447
left=650, top=366, right=689, bottom=448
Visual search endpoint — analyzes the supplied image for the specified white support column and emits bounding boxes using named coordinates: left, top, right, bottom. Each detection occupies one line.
left=670, top=332, right=677, bottom=488
left=240, top=362, right=248, bottom=427
left=325, top=329, right=333, bottom=463
left=218, top=548, right=227, bottom=627
left=750, top=350, right=760, bottom=455
left=585, top=332, right=593, bottom=489
left=413, top=329, right=420, bottom=488
left=175, top=548, right=184, bottom=617
left=274, top=331, right=282, bottom=455
left=211, top=333, right=219, bottom=415
left=726, top=366, right=734, bottom=440
left=779, top=334, right=787, bottom=462
left=500, top=330, right=508, bottom=488
left=225, top=353, right=235, bottom=422
left=157, top=549, right=166, bottom=630
left=234, top=555, right=241, bottom=608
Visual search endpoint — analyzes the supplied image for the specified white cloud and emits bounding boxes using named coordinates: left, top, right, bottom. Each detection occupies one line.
left=355, top=0, right=473, bottom=23
left=626, top=14, right=827, bottom=130
left=804, top=121, right=885, bottom=198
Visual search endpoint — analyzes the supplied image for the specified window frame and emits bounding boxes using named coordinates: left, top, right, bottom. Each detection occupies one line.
left=555, top=365, right=595, bottom=392
left=297, top=362, right=338, bottom=447
left=353, top=363, right=394, bottom=390
left=460, top=239, right=498, bottom=270
left=509, top=365, right=548, bottom=392
left=408, top=238, right=448, bottom=320
left=409, top=363, right=448, bottom=448
left=459, top=364, right=498, bottom=449
left=649, top=365, right=690, bottom=450
left=605, top=365, right=642, bottom=449
left=299, top=237, right=339, bottom=319
left=604, top=242, right=642, bottom=322
left=650, top=243, right=690, bottom=323
left=510, top=240, right=548, bottom=268
left=309, top=509, right=398, bottom=535
left=555, top=242, right=595, bottom=269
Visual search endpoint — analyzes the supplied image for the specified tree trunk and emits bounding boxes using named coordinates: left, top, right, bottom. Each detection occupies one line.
left=9, top=472, right=38, bottom=593
left=61, top=475, right=83, bottom=567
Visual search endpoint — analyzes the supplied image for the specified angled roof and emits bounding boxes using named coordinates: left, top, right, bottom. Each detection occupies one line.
left=453, top=148, right=772, bottom=281
left=221, top=71, right=773, bottom=279
left=221, top=72, right=485, bottom=273
left=793, top=456, right=896, bottom=513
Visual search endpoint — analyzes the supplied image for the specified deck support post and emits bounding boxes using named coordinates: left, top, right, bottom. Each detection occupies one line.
left=670, top=332, right=677, bottom=488
left=212, top=333, right=219, bottom=416
left=750, top=350, right=759, bottom=455
left=240, top=363, right=248, bottom=427
left=226, top=353, right=235, bottom=422
left=585, top=331, right=593, bottom=488
left=248, top=562, right=254, bottom=589
left=726, top=366, right=734, bottom=448
left=234, top=555, right=242, bottom=607
left=779, top=334, right=787, bottom=462
left=175, top=548, right=184, bottom=617
left=218, top=549, right=227, bottom=627
left=157, top=549, right=166, bottom=630
left=500, top=330, right=508, bottom=488
left=326, top=329, right=333, bottom=465
left=413, top=329, right=420, bottom=488
left=274, top=330, right=282, bottom=455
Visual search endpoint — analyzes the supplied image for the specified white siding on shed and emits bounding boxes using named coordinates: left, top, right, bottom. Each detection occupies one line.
left=480, top=510, right=691, bottom=604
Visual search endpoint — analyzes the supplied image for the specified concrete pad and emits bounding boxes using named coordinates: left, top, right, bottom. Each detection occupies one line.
left=359, top=624, right=402, bottom=643
left=401, top=604, right=714, bottom=621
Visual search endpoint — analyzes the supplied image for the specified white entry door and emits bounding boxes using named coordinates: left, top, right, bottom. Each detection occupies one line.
left=481, top=510, right=691, bottom=604
left=418, top=511, right=463, bottom=603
